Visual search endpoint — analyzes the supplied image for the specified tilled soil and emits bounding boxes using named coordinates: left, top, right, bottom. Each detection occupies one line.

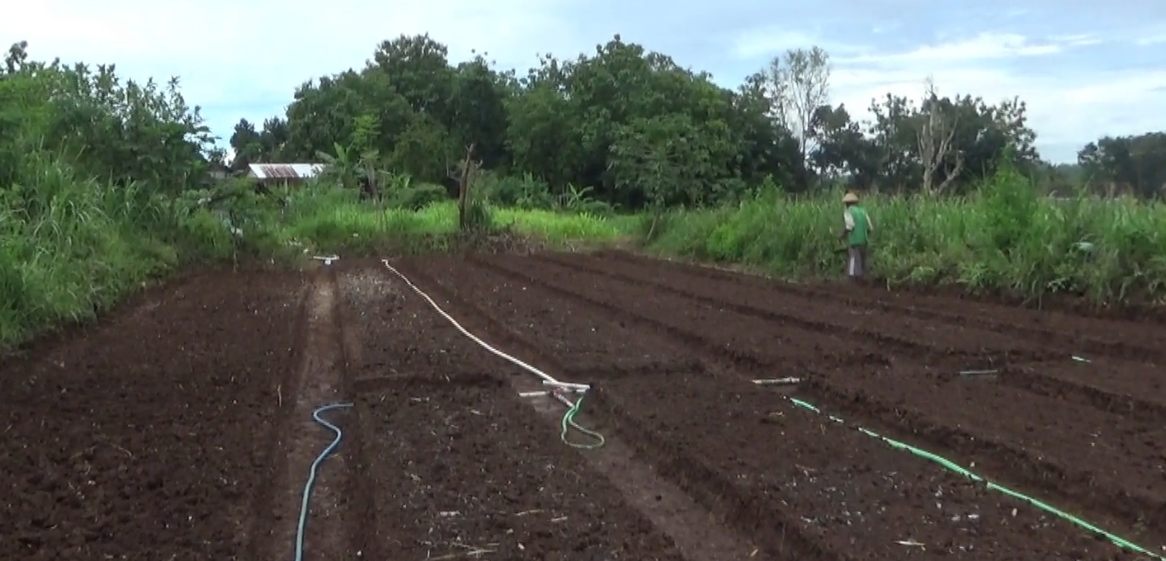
left=450, top=252, right=1162, bottom=558
left=805, top=363, right=1166, bottom=544
left=592, top=371, right=1125, bottom=560
left=355, top=377, right=684, bottom=561
left=598, top=249, right=1166, bottom=362
left=399, top=257, right=699, bottom=379
left=0, top=269, right=304, bottom=561
left=4, top=252, right=1164, bottom=560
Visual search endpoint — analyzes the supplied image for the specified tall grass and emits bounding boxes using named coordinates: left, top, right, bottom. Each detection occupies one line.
left=13, top=154, right=1165, bottom=349
left=647, top=164, right=1166, bottom=304
left=0, top=171, right=639, bottom=347
left=0, top=154, right=219, bottom=346
left=276, top=184, right=637, bottom=252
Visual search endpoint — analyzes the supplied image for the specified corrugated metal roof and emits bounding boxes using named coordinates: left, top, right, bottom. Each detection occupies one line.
left=247, top=163, right=325, bottom=180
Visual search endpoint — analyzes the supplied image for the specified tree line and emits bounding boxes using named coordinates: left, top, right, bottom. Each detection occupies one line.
left=2, top=41, right=220, bottom=196
left=228, top=34, right=1166, bottom=207
left=3, top=36, right=1164, bottom=212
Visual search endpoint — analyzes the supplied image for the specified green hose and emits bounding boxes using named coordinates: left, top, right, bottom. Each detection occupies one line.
left=786, top=397, right=1162, bottom=559
left=561, top=392, right=605, bottom=449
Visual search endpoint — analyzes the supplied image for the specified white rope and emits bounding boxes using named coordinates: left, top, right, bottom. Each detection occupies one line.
left=379, top=260, right=590, bottom=400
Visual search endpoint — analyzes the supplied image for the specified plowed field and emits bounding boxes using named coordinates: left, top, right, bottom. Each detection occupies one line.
left=2, top=252, right=1162, bottom=560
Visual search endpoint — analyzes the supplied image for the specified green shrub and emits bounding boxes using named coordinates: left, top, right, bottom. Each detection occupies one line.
left=647, top=168, right=1166, bottom=304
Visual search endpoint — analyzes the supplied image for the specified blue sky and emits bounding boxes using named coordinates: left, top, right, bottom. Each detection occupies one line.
left=6, top=0, right=1166, bottom=163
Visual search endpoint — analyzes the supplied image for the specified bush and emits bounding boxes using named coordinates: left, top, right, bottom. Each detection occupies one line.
left=646, top=167, right=1166, bottom=304
left=389, top=183, right=448, bottom=210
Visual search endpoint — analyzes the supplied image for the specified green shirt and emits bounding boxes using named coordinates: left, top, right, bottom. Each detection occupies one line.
left=845, top=205, right=871, bottom=247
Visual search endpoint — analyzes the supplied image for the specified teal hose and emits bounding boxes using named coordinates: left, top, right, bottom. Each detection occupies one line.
left=560, top=392, right=605, bottom=449
left=785, top=396, right=1162, bottom=559
left=294, top=402, right=353, bottom=561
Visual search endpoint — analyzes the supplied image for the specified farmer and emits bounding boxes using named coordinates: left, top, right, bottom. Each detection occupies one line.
left=840, top=191, right=873, bottom=280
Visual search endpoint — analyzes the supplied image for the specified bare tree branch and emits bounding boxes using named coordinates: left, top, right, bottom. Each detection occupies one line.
left=765, top=46, right=831, bottom=160
left=916, top=78, right=961, bottom=195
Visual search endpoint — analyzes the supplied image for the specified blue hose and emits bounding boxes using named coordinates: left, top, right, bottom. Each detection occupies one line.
left=294, top=402, right=353, bottom=561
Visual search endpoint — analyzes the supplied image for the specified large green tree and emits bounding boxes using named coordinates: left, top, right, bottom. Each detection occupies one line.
left=2, top=41, right=215, bottom=193
left=228, top=33, right=1075, bottom=207
left=1078, top=133, right=1166, bottom=198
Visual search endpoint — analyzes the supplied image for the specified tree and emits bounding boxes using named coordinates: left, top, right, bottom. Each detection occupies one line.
left=221, top=34, right=1063, bottom=206
left=1, top=42, right=214, bottom=194
left=1079, top=133, right=1166, bottom=198
left=229, top=118, right=262, bottom=169
left=763, top=46, right=831, bottom=188
left=809, top=104, right=880, bottom=188
left=917, top=80, right=962, bottom=195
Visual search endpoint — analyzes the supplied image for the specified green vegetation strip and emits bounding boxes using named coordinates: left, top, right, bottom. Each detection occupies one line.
left=785, top=397, right=1162, bottom=558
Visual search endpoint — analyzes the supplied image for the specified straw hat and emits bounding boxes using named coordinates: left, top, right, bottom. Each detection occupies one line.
left=842, top=192, right=859, bottom=203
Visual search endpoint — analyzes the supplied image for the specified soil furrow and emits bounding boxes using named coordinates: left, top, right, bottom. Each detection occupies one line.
left=264, top=266, right=353, bottom=561
left=996, top=358, right=1166, bottom=423
left=475, top=254, right=1166, bottom=554
left=396, top=257, right=767, bottom=561
left=475, top=254, right=880, bottom=373
left=334, top=268, right=380, bottom=561
left=803, top=364, right=1166, bottom=546
left=594, top=371, right=1128, bottom=560
left=540, top=252, right=1057, bottom=365
left=600, top=250, right=1166, bottom=362
left=405, top=256, right=701, bottom=377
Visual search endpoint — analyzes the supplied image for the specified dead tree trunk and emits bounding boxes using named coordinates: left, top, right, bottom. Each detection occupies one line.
left=917, top=81, right=963, bottom=195
left=455, top=144, right=477, bottom=231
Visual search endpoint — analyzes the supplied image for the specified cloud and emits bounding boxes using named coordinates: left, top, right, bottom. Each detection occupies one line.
left=3, top=0, right=1166, bottom=162
left=3, top=0, right=597, bottom=143
left=731, top=24, right=1166, bottom=162
left=839, top=33, right=1065, bottom=65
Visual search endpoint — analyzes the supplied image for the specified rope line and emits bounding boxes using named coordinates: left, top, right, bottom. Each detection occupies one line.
left=380, top=259, right=604, bottom=448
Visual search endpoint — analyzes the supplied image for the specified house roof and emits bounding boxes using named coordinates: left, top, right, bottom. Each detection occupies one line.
left=247, top=163, right=325, bottom=180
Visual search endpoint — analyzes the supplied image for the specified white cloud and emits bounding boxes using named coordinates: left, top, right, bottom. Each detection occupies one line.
left=837, top=33, right=1063, bottom=66
left=733, top=29, right=843, bottom=59
left=800, top=32, right=1166, bottom=161
left=835, top=67, right=1166, bottom=147
left=4, top=0, right=590, bottom=112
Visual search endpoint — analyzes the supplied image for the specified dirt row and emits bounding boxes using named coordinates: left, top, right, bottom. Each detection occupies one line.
left=399, top=256, right=1121, bottom=559
left=6, top=253, right=1164, bottom=561
left=593, top=370, right=1122, bottom=560
left=394, top=257, right=701, bottom=379
left=540, top=252, right=1060, bottom=365
left=534, top=251, right=1166, bottom=423
left=463, top=253, right=1165, bottom=550
left=597, top=250, right=1166, bottom=362
left=0, top=269, right=304, bottom=560
left=543, top=252, right=1166, bottom=428
left=333, top=259, right=693, bottom=560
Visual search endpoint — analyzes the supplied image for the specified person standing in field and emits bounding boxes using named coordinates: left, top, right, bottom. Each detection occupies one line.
left=841, top=191, right=873, bottom=281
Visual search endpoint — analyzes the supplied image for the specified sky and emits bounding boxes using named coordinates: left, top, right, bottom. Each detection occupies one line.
left=6, top=0, right=1166, bottom=163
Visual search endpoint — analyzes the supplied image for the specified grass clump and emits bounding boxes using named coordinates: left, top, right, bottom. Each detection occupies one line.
left=646, top=164, right=1166, bottom=305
